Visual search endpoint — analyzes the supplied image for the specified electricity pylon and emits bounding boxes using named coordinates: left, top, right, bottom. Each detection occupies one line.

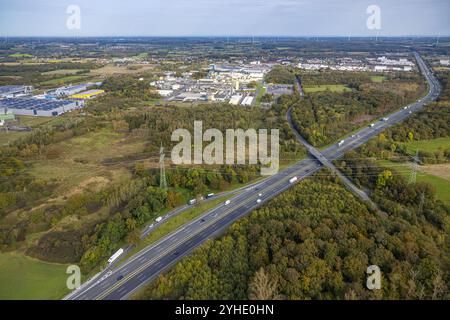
left=159, top=143, right=167, bottom=189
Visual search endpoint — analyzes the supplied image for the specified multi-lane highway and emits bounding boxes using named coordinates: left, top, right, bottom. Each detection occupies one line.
left=67, top=52, right=440, bottom=300
left=286, top=108, right=374, bottom=204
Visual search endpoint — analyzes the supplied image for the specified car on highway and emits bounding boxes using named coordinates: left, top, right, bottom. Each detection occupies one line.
left=338, top=140, right=345, bottom=147
left=206, top=193, right=215, bottom=199
left=188, top=199, right=197, bottom=205
left=224, top=200, right=231, bottom=206
left=155, top=216, right=163, bottom=223
left=369, top=123, right=375, bottom=128
left=99, top=271, right=113, bottom=282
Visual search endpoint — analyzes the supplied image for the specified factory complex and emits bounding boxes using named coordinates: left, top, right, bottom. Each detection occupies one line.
left=0, top=82, right=103, bottom=117
left=153, top=61, right=271, bottom=105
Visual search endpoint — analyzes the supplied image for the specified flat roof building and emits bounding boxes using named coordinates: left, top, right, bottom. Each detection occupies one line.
left=241, top=96, right=254, bottom=106
left=0, top=98, right=84, bottom=117
left=0, top=85, right=33, bottom=98
left=47, top=82, right=102, bottom=97
left=229, top=95, right=243, bottom=105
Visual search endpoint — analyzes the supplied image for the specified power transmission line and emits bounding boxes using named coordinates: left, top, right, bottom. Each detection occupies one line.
left=409, top=149, right=419, bottom=184
left=159, top=142, right=167, bottom=189
left=418, top=191, right=425, bottom=215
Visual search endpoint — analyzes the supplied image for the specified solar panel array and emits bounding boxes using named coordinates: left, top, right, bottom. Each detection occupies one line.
left=0, top=86, right=27, bottom=95
left=0, top=98, right=76, bottom=111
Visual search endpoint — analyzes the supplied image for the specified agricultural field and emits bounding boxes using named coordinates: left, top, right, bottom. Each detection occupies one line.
left=8, top=53, right=33, bottom=58
left=39, top=75, right=91, bottom=86
left=89, top=64, right=155, bottom=77
left=41, top=69, right=84, bottom=76
left=303, top=84, right=352, bottom=93
left=371, top=75, right=386, bottom=83
left=404, top=137, right=450, bottom=155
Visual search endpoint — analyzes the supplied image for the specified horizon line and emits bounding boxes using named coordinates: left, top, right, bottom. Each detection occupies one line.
left=1, top=35, right=449, bottom=39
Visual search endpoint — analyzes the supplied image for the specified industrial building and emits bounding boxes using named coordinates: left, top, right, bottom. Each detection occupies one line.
left=47, top=84, right=89, bottom=97
left=0, top=85, right=34, bottom=98
left=241, top=96, right=254, bottom=106
left=70, top=89, right=105, bottom=100
left=47, top=82, right=102, bottom=98
left=229, top=95, right=243, bottom=105
left=0, top=98, right=84, bottom=117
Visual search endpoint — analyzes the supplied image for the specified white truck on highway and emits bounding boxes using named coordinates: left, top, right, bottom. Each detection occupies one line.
left=289, top=176, right=298, bottom=184
left=108, top=248, right=124, bottom=264
left=155, top=216, right=163, bottom=223
left=338, top=140, right=345, bottom=147
left=188, top=199, right=197, bottom=205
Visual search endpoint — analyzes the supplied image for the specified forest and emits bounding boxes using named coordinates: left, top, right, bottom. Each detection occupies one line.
left=362, top=71, right=450, bottom=164
left=137, top=172, right=449, bottom=300
left=0, top=77, right=305, bottom=273
left=136, top=61, right=449, bottom=301
left=264, top=66, right=297, bottom=84
left=289, top=70, right=427, bottom=147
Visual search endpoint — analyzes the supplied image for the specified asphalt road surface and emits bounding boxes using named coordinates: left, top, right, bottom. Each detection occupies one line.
left=67, top=52, right=440, bottom=300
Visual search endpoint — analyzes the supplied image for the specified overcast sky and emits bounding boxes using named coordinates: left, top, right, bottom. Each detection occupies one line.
left=0, top=0, right=449, bottom=37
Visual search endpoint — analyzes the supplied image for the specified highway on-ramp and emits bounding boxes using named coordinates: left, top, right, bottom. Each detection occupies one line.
left=67, top=52, right=440, bottom=300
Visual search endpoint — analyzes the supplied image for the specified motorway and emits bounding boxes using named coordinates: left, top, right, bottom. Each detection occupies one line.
left=286, top=108, right=373, bottom=203
left=67, top=52, right=441, bottom=300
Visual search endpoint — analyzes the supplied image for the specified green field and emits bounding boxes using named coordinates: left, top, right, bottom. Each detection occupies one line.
left=42, top=69, right=83, bottom=76
left=254, top=84, right=266, bottom=106
left=9, top=53, right=33, bottom=58
left=27, top=128, right=142, bottom=194
left=0, top=252, right=70, bottom=300
left=378, top=160, right=450, bottom=204
left=404, top=137, right=450, bottom=155
left=304, top=84, right=352, bottom=93
left=371, top=75, right=386, bottom=83
left=0, top=131, right=25, bottom=146
left=0, top=116, right=63, bottom=146
left=40, top=75, right=89, bottom=86
left=416, top=172, right=450, bottom=204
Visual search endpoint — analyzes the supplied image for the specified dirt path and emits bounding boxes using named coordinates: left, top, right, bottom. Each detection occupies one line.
left=417, top=163, right=450, bottom=181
